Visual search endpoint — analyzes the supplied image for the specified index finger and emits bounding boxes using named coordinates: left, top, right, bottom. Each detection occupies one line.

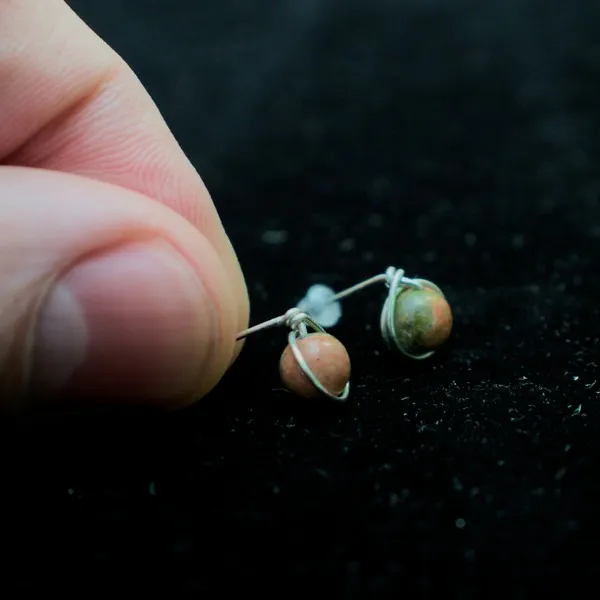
left=0, top=0, right=248, bottom=331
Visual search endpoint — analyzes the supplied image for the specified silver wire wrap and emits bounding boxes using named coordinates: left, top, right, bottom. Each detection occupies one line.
left=284, top=308, right=350, bottom=402
left=235, top=307, right=349, bottom=402
left=379, top=266, right=444, bottom=360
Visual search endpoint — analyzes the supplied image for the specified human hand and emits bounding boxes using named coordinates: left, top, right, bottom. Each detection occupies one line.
left=0, top=0, right=249, bottom=409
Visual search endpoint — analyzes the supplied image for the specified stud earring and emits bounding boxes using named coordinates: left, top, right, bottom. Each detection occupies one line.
left=235, top=307, right=351, bottom=401
left=321, top=266, right=453, bottom=359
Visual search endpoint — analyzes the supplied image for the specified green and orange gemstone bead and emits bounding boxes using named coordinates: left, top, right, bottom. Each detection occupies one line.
left=393, top=284, right=453, bottom=356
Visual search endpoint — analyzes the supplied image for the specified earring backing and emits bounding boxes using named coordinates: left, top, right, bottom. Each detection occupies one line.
left=236, top=307, right=350, bottom=401
left=325, top=266, right=453, bottom=359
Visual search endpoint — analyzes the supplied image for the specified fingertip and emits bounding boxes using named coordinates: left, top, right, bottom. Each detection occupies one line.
left=30, top=237, right=236, bottom=408
left=0, top=167, right=242, bottom=409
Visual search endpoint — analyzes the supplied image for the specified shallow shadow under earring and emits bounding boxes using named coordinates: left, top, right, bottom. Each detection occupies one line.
left=329, top=266, right=453, bottom=359
left=235, top=307, right=351, bottom=401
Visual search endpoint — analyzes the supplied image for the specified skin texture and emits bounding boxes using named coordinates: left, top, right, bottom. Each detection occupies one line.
left=279, top=333, right=351, bottom=399
left=393, top=288, right=453, bottom=356
left=0, top=0, right=249, bottom=408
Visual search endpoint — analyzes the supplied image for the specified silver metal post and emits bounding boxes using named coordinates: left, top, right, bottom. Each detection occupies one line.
left=235, top=314, right=287, bottom=341
left=330, top=273, right=389, bottom=302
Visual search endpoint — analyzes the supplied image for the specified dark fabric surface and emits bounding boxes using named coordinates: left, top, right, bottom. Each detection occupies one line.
left=2, top=0, right=600, bottom=596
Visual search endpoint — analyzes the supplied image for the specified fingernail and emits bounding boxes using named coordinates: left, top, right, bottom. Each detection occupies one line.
left=30, top=239, right=214, bottom=403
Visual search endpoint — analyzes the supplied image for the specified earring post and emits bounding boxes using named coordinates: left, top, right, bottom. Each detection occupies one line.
left=330, top=273, right=388, bottom=302
left=235, top=314, right=287, bottom=341
left=235, top=268, right=400, bottom=341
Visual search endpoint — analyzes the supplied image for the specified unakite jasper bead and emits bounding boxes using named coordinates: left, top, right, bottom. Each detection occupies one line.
left=279, top=333, right=351, bottom=399
left=393, top=287, right=453, bottom=355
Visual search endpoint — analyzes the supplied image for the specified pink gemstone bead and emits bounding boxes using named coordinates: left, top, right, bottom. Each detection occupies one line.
left=279, top=332, right=351, bottom=399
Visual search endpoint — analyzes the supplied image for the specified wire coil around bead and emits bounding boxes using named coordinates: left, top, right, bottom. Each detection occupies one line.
left=283, top=308, right=350, bottom=402
left=379, top=267, right=445, bottom=360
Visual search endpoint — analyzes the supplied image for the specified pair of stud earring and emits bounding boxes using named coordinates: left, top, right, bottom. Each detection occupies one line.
left=235, top=266, right=453, bottom=402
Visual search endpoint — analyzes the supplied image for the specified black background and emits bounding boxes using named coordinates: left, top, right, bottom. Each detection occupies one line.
left=2, top=0, right=600, bottom=596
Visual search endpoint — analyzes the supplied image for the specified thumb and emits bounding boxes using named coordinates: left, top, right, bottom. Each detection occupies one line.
left=0, top=166, right=241, bottom=410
